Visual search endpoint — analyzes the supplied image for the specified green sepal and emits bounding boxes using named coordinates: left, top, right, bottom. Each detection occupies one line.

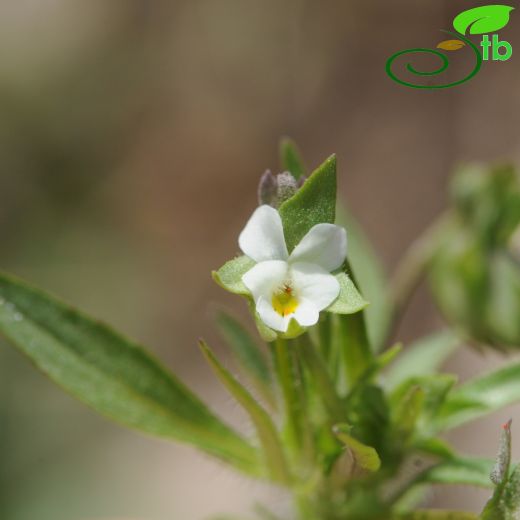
left=279, top=154, right=337, bottom=252
left=327, top=272, right=369, bottom=315
left=212, top=256, right=255, bottom=295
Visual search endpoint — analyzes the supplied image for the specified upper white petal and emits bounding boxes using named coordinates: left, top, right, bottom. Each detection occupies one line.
left=256, top=295, right=292, bottom=332
left=242, top=260, right=289, bottom=301
left=289, top=223, right=347, bottom=272
left=293, top=300, right=320, bottom=327
left=239, top=205, right=289, bottom=262
left=290, top=262, right=340, bottom=311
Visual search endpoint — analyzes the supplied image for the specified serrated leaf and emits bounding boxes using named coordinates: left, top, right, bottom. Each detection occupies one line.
left=327, top=272, right=369, bottom=315
left=333, top=423, right=381, bottom=472
left=0, top=271, right=259, bottom=475
left=453, top=5, right=514, bottom=35
left=385, top=330, right=461, bottom=390
left=435, top=362, right=520, bottom=432
left=212, top=256, right=255, bottom=296
left=437, top=39, right=466, bottom=51
left=199, top=340, right=291, bottom=484
left=278, top=154, right=336, bottom=252
left=279, top=137, right=306, bottom=180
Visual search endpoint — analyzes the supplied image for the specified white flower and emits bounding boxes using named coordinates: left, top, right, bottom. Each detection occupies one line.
left=239, top=205, right=347, bottom=333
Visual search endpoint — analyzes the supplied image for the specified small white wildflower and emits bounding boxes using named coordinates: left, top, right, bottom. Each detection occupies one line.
left=239, top=205, right=347, bottom=333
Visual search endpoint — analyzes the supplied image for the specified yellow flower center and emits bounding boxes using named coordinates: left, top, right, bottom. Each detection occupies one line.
left=272, top=284, right=299, bottom=317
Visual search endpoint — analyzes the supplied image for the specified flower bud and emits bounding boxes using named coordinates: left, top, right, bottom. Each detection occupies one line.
left=257, top=170, right=302, bottom=208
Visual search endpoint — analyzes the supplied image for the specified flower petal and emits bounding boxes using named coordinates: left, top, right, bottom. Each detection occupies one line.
left=293, top=300, right=320, bottom=327
left=289, top=223, right=347, bottom=272
left=242, top=260, right=289, bottom=301
left=256, top=295, right=291, bottom=332
left=239, top=205, right=289, bottom=262
left=291, top=262, right=340, bottom=311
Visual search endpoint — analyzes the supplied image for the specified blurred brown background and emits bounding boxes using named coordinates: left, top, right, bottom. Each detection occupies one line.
left=0, top=1, right=519, bottom=518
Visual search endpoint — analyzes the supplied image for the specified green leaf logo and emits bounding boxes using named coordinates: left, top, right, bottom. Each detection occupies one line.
left=453, top=5, right=514, bottom=35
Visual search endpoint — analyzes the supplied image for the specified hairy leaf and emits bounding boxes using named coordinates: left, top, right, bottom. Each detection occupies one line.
left=213, top=256, right=255, bottom=296
left=435, top=362, right=520, bottom=431
left=386, top=331, right=461, bottom=390
left=199, top=340, right=291, bottom=484
left=279, top=154, right=336, bottom=252
left=419, top=457, right=494, bottom=488
left=327, top=272, right=369, bottom=315
left=0, top=272, right=259, bottom=475
left=215, top=310, right=271, bottom=386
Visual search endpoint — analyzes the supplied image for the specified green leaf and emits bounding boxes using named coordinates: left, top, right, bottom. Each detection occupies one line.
left=333, top=423, right=381, bottom=472
left=215, top=310, right=271, bottom=386
left=278, top=154, right=336, bottom=252
left=435, top=362, right=520, bottom=431
left=327, top=272, right=369, bottom=315
left=400, top=511, right=478, bottom=520
left=279, top=137, right=306, bottom=180
left=385, top=330, right=461, bottom=390
left=392, top=375, right=457, bottom=435
left=336, top=207, right=390, bottom=351
left=393, top=385, right=425, bottom=440
left=419, top=456, right=494, bottom=488
left=0, top=271, right=259, bottom=475
left=212, top=256, right=255, bottom=296
left=199, top=340, right=291, bottom=485
left=453, top=5, right=514, bottom=35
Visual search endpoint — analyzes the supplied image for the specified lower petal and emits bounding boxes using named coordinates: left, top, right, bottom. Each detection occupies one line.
left=293, top=300, right=320, bottom=327
left=256, top=295, right=291, bottom=332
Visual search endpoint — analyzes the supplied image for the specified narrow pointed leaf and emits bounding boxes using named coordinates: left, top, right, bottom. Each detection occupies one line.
left=418, top=457, right=494, bottom=488
left=386, top=330, right=461, bottom=390
left=336, top=207, right=390, bottom=351
left=215, top=310, right=274, bottom=405
left=278, top=154, right=336, bottom=252
left=199, top=340, right=291, bottom=484
left=279, top=137, right=306, bottom=180
left=0, top=272, right=259, bottom=475
left=215, top=310, right=271, bottom=384
left=435, top=362, right=520, bottom=431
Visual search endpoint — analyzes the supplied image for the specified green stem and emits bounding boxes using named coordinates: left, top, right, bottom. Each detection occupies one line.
left=271, top=338, right=309, bottom=460
left=298, top=334, right=346, bottom=422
